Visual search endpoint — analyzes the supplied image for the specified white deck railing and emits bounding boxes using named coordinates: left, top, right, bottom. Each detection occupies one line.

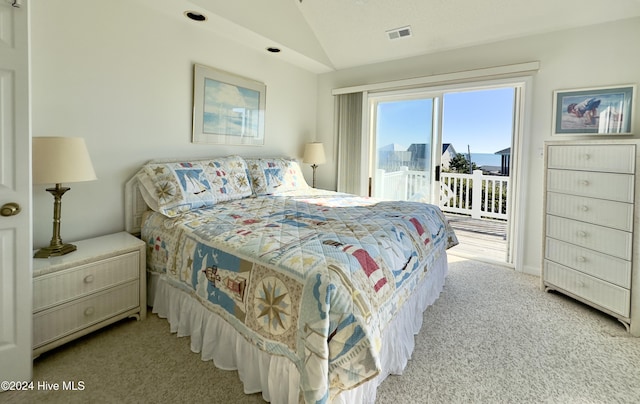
left=376, top=168, right=509, bottom=220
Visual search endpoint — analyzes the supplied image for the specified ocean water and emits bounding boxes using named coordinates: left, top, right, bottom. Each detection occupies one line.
left=467, top=152, right=502, bottom=167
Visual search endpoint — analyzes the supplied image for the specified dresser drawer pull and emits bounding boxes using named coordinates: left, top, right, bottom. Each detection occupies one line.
left=577, top=280, right=586, bottom=288
left=577, top=256, right=586, bottom=263
left=84, top=306, right=95, bottom=316
left=577, top=230, right=587, bottom=237
left=83, top=274, right=95, bottom=284
left=580, top=205, right=589, bottom=212
left=583, top=153, right=590, bottom=160
left=580, top=180, right=590, bottom=186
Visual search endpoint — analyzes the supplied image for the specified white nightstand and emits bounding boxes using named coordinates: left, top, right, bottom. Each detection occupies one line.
left=32, top=232, right=146, bottom=357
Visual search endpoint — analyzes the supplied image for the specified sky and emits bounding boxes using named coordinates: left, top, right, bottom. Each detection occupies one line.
left=376, top=87, right=515, bottom=155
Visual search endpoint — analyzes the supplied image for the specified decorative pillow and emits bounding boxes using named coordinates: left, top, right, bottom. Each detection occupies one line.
left=245, top=158, right=309, bottom=195
left=137, top=155, right=252, bottom=217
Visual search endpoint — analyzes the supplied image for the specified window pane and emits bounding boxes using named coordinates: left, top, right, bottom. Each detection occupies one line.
left=374, top=98, right=433, bottom=202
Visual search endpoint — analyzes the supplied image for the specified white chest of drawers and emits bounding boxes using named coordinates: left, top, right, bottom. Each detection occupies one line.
left=543, top=140, right=639, bottom=335
left=32, top=232, right=146, bottom=356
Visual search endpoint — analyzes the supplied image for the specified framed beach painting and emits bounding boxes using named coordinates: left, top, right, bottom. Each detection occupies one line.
left=192, top=64, right=266, bottom=145
left=552, top=84, right=635, bottom=135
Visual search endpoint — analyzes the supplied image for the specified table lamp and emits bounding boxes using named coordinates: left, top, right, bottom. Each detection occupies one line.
left=33, top=137, right=97, bottom=258
left=303, top=142, right=326, bottom=188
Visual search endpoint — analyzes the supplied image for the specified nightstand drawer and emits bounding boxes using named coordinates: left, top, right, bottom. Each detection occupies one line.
left=546, top=192, right=633, bottom=231
left=33, top=280, right=139, bottom=349
left=546, top=215, right=632, bottom=260
left=33, top=251, right=140, bottom=312
left=544, top=261, right=630, bottom=318
left=546, top=144, right=635, bottom=173
left=546, top=169, right=634, bottom=203
left=544, top=238, right=631, bottom=288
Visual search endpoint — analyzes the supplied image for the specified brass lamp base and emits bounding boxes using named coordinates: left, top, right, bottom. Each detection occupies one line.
left=34, top=243, right=77, bottom=258
left=34, top=183, right=77, bottom=259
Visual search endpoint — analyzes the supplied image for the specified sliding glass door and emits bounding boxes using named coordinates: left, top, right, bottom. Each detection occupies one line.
left=369, top=92, right=441, bottom=203
left=360, top=78, right=529, bottom=266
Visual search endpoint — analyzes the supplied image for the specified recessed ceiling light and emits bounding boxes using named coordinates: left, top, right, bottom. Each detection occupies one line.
left=267, top=47, right=281, bottom=53
left=184, top=11, right=207, bottom=22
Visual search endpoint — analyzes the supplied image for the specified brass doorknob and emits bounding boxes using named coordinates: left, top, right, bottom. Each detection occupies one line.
left=0, top=202, right=21, bottom=217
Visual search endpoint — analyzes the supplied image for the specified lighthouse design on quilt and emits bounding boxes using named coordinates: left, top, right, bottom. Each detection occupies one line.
left=324, top=240, right=390, bottom=295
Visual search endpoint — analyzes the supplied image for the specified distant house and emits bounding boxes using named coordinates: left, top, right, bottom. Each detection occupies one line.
left=378, top=143, right=411, bottom=170
left=441, top=143, right=457, bottom=170
left=407, top=143, right=428, bottom=169
left=495, top=147, right=511, bottom=175
left=406, top=143, right=456, bottom=170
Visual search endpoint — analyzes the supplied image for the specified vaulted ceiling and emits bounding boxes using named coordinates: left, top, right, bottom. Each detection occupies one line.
left=141, top=0, right=640, bottom=73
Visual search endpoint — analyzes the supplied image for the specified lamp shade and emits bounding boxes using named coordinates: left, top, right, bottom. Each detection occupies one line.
left=33, top=137, right=97, bottom=185
left=303, top=142, right=326, bottom=165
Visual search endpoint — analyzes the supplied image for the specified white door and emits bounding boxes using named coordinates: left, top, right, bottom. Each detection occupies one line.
left=0, top=0, right=32, bottom=386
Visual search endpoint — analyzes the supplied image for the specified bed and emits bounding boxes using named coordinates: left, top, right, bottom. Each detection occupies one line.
left=125, top=155, right=458, bottom=403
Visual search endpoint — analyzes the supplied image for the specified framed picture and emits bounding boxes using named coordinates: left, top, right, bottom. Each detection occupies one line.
left=552, top=84, right=635, bottom=135
left=192, top=64, right=266, bottom=145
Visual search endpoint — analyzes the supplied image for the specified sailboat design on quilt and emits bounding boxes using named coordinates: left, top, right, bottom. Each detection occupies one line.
left=184, top=173, right=208, bottom=195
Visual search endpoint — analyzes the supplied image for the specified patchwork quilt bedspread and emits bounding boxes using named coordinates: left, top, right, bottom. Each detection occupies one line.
left=141, top=189, right=458, bottom=402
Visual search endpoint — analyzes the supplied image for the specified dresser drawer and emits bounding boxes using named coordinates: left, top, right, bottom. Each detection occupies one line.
left=546, top=192, right=633, bottom=231
left=546, top=215, right=632, bottom=260
left=33, top=280, right=139, bottom=349
left=544, top=261, right=630, bottom=318
left=547, top=144, right=635, bottom=173
left=33, top=251, right=140, bottom=312
left=544, top=238, right=631, bottom=288
left=546, top=169, right=634, bottom=203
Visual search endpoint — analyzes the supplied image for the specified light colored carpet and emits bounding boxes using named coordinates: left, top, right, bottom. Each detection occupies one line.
left=4, top=256, right=639, bottom=403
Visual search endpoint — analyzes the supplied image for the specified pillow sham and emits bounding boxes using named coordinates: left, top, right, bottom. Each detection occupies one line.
left=137, top=155, right=252, bottom=217
left=245, top=158, right=309, bottom=195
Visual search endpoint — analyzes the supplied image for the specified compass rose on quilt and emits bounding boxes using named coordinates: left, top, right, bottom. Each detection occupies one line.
left=254, top=276, right=292, bottom=335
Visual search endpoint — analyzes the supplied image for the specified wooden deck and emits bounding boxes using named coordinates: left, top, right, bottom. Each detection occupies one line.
left=445, top=214, right=508, bottom=263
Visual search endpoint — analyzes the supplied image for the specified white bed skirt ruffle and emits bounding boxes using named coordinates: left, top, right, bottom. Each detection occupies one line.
left=150, top=252, right=448, bottom=403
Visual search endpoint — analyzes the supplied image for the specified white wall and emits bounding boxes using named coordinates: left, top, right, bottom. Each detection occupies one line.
left=31, top=0, right=318, bottom=248
left=315, top=17, right=640, bottom=274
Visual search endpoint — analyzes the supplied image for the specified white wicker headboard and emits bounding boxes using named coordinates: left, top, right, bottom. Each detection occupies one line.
left=124, top=173, right=149, bottom=236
